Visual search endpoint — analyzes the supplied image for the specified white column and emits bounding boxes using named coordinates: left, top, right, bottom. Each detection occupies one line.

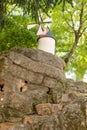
left=38, top=37, right=55, bottom=55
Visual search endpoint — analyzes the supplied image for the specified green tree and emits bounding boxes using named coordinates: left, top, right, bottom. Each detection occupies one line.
left=52, top=0, right=87, bottom=80
left=0, top=0, right=73, bottom=51
left=0, top=15, right=37, bottom=52
left=0, top=0, right=73, bottom=28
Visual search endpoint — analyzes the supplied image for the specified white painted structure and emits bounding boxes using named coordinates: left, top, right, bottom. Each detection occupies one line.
left=38, top=37, right=55, bottom=54
left=37, top=25, right=55, bottom=55
left=27, top=20, right=55, bottom=54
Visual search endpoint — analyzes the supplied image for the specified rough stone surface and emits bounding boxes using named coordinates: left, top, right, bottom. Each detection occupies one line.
left=0, top=47, right=87, bottom=130
left=36, top=103, right=52, bottom=115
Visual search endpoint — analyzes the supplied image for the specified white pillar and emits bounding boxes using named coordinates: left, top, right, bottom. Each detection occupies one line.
left=38, top=37, right=55, bottom=55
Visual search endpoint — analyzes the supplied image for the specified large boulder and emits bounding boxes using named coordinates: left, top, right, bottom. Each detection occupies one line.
left=0, top=47, right=87, bottom=130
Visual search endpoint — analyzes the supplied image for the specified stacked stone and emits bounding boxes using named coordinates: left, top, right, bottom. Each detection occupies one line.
left=0, top=47, right=87, bottom=130
left=0, top=47, right=66, bottom=130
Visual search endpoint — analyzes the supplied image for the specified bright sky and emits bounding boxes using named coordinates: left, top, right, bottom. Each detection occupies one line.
left=83, top=73, right=87, bottom=83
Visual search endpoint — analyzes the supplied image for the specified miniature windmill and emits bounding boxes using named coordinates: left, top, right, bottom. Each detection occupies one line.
left=27, top=14, right=55, bottom=54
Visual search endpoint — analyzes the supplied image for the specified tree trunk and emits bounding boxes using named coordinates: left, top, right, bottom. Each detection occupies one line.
left=65, top=33, right=79, bottom=64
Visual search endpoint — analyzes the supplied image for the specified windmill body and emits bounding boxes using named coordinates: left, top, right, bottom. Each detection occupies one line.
left=27, top=17, right=55, bottom=55
left=37, top=25, right=55, bottom=54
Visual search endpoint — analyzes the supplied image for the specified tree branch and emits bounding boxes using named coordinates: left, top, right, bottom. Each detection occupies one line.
left=79, top=27, right=87, bottom=37
left=67, top=10, right=75, bottom=29
left=64, top=2, right=85, bottom=64
left=63, top=12, right=75, bottom=31
left=77, top=2, right=84, bottom=34
left=65, top=33, right=79, bottom=64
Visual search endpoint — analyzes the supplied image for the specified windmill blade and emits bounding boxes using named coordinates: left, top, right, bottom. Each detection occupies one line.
left=27, top=24, right=38, bottom=29
left=38, top=13, right=44, bottom=22
left=43, top=18, right=52, bottom=23
left=37, top=24, right=48, bottom=35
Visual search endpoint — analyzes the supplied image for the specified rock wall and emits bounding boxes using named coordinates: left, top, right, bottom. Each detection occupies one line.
left=0, top=47, right=87, bottom=130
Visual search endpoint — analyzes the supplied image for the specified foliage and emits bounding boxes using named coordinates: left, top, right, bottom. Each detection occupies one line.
left=0, top=15, right=37, bottom=52
left=51, top=0, right=87, bottom=80
left=0, top=0, right=73, bottom=28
